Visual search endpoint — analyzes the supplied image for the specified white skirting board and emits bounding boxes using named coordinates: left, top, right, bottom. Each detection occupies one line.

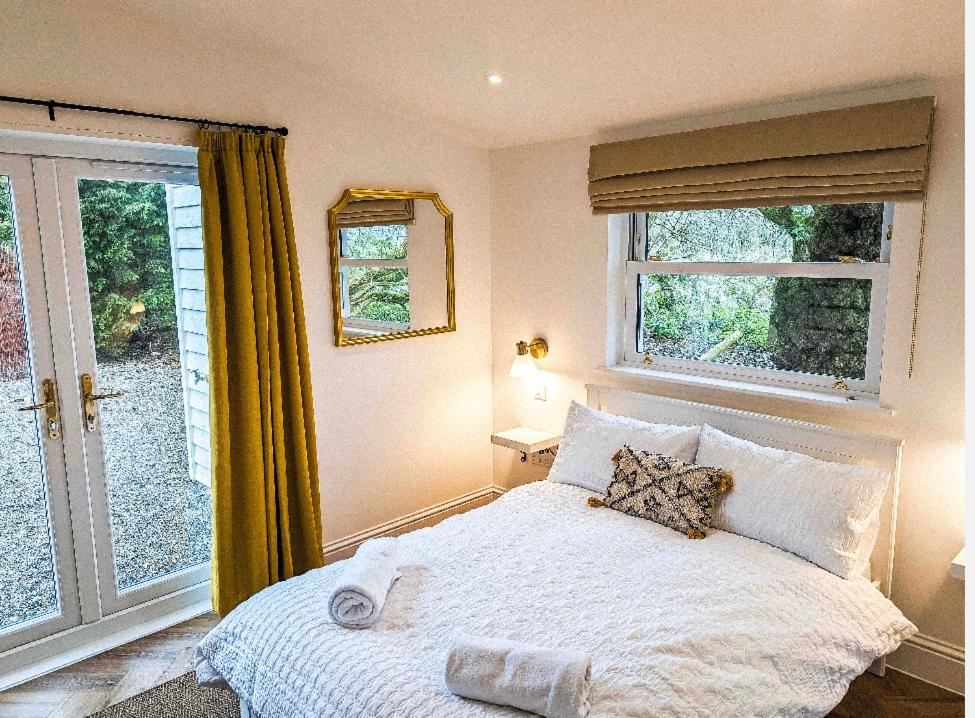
left=322, top=484, right=505, bottom=563
left=886, top=633, right=965, bottom=695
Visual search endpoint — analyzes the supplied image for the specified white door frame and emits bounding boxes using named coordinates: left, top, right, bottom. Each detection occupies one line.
left=0, top=134, right=210, bottom=689
left=54, top=157, right=208, bottom=616
left=0, top=154, right=81, bottom=654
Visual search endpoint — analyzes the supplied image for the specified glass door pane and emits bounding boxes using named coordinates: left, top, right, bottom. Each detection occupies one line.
left=0, top=157, right=80, bottom=651
left=79, top=178, right=211, bottom=591
left=57, top=160, right=209, bottom=613
left=0, top=173, right=57, bottom=629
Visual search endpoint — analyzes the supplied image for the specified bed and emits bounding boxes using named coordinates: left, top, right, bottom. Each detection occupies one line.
left=195, top=386, right=915, bottom=718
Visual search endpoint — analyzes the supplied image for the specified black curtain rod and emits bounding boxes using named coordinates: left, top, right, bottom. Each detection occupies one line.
left=0, top=94, right=288, bottom=136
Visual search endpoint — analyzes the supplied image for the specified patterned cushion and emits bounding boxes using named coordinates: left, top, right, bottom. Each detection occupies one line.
left=589, top=445, right=734, bottom=539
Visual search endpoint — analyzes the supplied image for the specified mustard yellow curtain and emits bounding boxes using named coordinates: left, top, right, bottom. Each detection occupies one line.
left=197, top=130, right=323, bottom=615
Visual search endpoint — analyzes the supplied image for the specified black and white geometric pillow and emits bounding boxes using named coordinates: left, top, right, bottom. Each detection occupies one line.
left=588, top=445, right=734, bottom=539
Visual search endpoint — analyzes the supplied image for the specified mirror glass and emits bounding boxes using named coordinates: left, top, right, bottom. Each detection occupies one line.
left=328, top=190, right=454, bottom=345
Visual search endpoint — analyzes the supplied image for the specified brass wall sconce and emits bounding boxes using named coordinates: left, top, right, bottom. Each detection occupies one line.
left=508, top=337, right=548, bottom=379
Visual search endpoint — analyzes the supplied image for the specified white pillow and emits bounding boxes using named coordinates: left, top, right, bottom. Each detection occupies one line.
left=547, top=401, right=700, bottom=494
left=696, top=425, right=890, bottom=579
left=854, top=508, right=881, bottom=581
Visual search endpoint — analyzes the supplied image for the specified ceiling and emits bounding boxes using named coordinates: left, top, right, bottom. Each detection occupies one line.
left=117, top=1, right=964, bottom=148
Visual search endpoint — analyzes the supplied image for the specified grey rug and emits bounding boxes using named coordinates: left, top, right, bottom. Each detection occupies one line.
left=89, top=673, right=239, bottom=718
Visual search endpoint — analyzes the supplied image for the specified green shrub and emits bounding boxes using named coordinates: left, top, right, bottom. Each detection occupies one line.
left=342, top=225, right=410, bottom=323
left=347, top=266, right=409, bottom=324
left=643, top=274, right=773, bottom=349
left=0, top=178, right=177, bottom=360
left=764, top=204, right=881, bottom=378
left=78, top=180, right=177, bottom=358
left=641, top=203, right=882, bottom=377
left=0, top=177, right=12, bottom=251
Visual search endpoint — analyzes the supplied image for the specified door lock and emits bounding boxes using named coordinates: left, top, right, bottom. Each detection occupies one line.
left=81, top=373, right=125, bottom=432
left=18, top=378, right=61, bottom=439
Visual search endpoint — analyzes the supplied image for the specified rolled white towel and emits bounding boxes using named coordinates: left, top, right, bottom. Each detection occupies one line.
left=328, top=537, right=401, bottom=628
left=444, top=634, right=592, bottom=718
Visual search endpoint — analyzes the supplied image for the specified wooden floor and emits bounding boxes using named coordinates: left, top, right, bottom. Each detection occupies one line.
left=831, top=671, right=964, bottom=717
left=0, top=614, right=220, bottom=718
left=0, top=612, right=963, bottom=717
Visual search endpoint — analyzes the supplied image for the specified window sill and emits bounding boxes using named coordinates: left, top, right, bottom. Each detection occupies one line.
left=599, top=364, right=895, bottom=417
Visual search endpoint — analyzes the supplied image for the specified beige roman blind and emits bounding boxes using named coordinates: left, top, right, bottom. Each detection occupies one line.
left=588, top=97, right=935, bottom=214
left=336, top=197, right=415, bottom=227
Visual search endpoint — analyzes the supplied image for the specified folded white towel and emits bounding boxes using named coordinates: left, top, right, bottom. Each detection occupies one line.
left=328, top=537, right=401, bottom=628
left=444, top=634, right=592, bottom=718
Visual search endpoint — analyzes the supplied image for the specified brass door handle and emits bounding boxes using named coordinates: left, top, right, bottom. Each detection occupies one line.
left=88, top=390, right=125, bottom=401
left=81, top=373, right=125, bottom=432
left=17, top=378, right=61, bottom=439
left=19, top=399, right=54, bottom=411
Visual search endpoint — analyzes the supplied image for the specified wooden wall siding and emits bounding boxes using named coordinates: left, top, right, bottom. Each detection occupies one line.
left=166, top=185, right=210, bottom=488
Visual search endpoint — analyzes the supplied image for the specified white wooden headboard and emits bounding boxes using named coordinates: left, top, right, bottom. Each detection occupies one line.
left=586, top=385, right=904, bottom=601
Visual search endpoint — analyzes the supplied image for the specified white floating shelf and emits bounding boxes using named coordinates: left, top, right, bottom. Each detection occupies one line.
left=950, top=548, right=965, bottom=581
left=491, top=427, right=561, bottom=455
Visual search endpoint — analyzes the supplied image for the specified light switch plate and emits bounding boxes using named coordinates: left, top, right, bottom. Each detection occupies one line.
left=534, top=383, right=547, bottom=401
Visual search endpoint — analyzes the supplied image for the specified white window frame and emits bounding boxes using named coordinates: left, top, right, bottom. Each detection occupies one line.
left=618, top=205, right=893, bottom=396
left=338, top=227, right=411, bottom=334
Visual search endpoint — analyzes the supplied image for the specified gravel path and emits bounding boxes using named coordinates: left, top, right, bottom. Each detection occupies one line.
left=99, top=357, right=212, bottom=590
left=0, top=358, right=211, bottom=630
left=0, top=375, right=58, bottom=629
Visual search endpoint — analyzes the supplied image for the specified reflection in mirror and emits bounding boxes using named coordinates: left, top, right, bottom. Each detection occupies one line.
left=328, top=190, right=454, bottom=345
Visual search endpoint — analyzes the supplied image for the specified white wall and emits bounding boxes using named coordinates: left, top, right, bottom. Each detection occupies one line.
left=0, top=2, right=495, bottom=544
left=5, top=0, right=964, bottom=693
left=490, top=76, right=965, bottom=689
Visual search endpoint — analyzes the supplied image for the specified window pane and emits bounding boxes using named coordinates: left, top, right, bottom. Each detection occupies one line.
left=345, top=266, right=410, bottom=325
left=77, top=179, right=211, bottom=591
left=640, top=273, right=872, bottom=380
left=644, top=203, right=885, bottom=263
left=341, top=225, right=407, bottom=260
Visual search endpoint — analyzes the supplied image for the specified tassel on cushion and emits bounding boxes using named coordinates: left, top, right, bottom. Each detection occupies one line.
left=587, top=497, right=607, bottom=508
left=715, top=470, right=734, bottom=494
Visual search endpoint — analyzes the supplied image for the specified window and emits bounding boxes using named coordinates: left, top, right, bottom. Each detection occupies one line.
left=619, top=203, right=891, bottom=395
left=338, top=224, right=410, bottom=335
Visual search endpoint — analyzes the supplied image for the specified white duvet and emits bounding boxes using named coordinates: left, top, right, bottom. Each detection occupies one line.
left=195, top=481, right=916, bottom=718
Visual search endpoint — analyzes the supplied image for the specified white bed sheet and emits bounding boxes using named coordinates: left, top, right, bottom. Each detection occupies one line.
left=195, top=481, right=916, bottom=718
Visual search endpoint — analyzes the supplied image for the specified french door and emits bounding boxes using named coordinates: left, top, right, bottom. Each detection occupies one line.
left=0, top=146, right=209, bottom=664
left=0, top=155, right=81, bottom=654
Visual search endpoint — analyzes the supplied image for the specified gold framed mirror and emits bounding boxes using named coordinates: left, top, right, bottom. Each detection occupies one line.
left=327, top=188, right=455, bottom=346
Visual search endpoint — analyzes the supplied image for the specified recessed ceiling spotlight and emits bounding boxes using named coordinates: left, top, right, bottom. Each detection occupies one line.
left=487, top=74, right=503, bottom=85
